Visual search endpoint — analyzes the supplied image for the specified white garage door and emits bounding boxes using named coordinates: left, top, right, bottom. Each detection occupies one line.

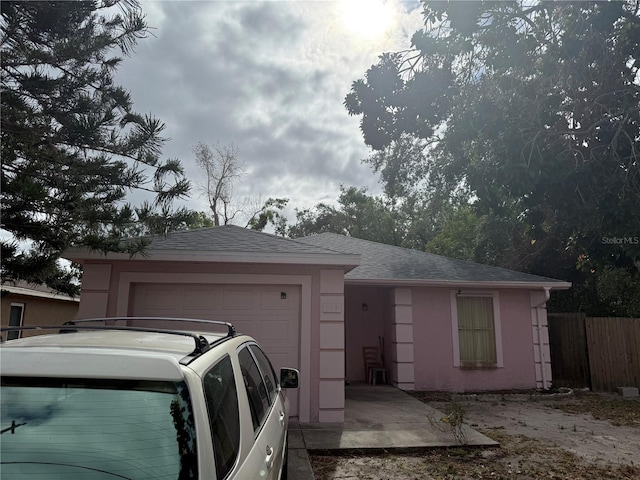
left=130, top=283, right=301, bottom=416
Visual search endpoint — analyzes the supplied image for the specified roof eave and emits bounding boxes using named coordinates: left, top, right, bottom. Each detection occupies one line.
left=63, top=248, right=361, bottom=270
left=345, top=278, right=572, bottom=290
left=1, top=285, right=80, bottom=302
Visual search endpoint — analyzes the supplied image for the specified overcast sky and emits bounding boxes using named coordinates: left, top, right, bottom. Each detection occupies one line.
left=116, top=0, right=424, bottom=225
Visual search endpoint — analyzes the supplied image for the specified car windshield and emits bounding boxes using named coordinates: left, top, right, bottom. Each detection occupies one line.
left=0, top=377, right=197, bottom=480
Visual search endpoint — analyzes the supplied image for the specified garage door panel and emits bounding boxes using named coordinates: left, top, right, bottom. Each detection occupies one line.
left=222, top=287, right=260, bottom=310
left=229, top=320, right=255, bottom=336
left=260, top=288, right=291, bottom=309
left=259, top=321, right=290, bottom=341
left=131, top=283, right=300, bottom=416
left=135, top=285, right=178, bottom=311
left=265, top=352, right=293, bottom=370
left=183, top=287, right=220, bottom=310
left=127, top=318, right=228, bottom=336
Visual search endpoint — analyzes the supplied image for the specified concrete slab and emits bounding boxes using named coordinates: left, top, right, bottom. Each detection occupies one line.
left=288, top=421, right=306, bottom=449
left=300, top=384, right=497, bottom=452
left=617, top=387, right=639, bottom=397
left=287, top=419, right=315, bottom=480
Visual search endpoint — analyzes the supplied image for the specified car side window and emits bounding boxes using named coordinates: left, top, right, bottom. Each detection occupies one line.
left=249, top=344, right=278, bottom=404
left=203, top=355, right=240, bottom=480
left=238, top=346, right=270, bottom=432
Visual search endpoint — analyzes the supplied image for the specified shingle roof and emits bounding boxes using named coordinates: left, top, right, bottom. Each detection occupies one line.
left=64, top=225, right=360, bottom=267
left=142, top=225, right=335, bottom=255
left=65, top=226, right=569, bottom=287
left=297, top=233, right=569, bottom=286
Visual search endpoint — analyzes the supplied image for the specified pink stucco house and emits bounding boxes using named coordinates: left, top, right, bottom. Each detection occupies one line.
left=64, top=225, right=571, bottom=423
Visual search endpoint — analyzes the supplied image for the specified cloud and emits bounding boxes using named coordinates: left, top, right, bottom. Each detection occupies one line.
left=115, top=0, right=424, bottom=220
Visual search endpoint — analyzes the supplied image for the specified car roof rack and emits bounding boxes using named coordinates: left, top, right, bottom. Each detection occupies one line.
left=67, top=317, right=236, bottom=336
left=1, top=317, right=237, bottom=362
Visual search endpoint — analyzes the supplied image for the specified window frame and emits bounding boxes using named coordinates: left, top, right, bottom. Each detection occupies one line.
left=202, top=353, right=241, bottom=480
left=248, top=343, right=279, bottom=404
left=450, top=291, right=504, bottom=368
left=237, top=344, right=272, bottom=434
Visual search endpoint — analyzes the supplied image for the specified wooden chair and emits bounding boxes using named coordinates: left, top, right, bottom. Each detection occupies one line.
left=363, top=346, right=388, bottom=385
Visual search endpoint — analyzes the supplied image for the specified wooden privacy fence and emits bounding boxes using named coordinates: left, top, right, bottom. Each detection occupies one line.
left=548, top=313, right=640, bottom=392
left=548, top=313, right=591, bottom=389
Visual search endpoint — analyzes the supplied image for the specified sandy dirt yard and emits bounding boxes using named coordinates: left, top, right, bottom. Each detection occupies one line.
left=461, top=393, right=640, bottom=466
left=310, top=391, right=640, bottom=479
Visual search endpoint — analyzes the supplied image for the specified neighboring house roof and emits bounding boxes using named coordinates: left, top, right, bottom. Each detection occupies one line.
left=64, top=225, right=360, bottom=269
left=297, top=233, right=571, bottom=289
left=1, top=281, right=79, bottom=302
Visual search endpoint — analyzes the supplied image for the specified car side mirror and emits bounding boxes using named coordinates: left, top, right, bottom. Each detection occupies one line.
left=280, top=368, right=299, bottom=389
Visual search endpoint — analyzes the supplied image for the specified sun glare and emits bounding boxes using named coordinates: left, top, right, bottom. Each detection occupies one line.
left=340, top=0, right=393, bottom=39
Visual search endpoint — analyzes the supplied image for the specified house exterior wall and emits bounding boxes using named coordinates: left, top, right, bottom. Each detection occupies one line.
left=412, top=287, right=538, bottom=391
left=76, top=256, right=554, bottom=421
left=78, top=260, right=346, bottom=424
left=345, top=285, right=542, bottom=392
left=1, top=293, right=79, bottom=339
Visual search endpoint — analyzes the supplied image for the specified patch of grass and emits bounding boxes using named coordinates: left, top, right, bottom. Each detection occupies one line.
left=552, top=394, right=640, bottom=427
left=309, top=431, right=640, bottom=480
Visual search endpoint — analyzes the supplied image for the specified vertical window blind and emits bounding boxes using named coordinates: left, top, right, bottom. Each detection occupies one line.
left=456, top=296, right=497, bottom=366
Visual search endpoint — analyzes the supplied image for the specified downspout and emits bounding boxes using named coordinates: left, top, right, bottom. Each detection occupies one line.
left=535, top=287, right=551, bottom=389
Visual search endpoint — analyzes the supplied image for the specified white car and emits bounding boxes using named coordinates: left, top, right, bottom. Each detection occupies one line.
left=0, top=318, right=299, bottom=480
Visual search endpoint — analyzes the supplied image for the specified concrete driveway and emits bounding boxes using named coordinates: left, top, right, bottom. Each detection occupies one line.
left=288, top=384, right=496, bottom=479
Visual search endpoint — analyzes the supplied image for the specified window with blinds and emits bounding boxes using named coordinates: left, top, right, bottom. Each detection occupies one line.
left=456, top=296, right=497, bottom=367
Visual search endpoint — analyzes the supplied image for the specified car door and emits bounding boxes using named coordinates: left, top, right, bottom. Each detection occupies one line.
left=249, top=344, right=288, bottom=474
left=237, top=344, right=286, bottom=480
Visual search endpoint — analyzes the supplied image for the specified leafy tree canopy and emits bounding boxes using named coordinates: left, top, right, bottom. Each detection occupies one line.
left=346, top=0, right=640, bottom=314
left=288, top=186, right=397, bottom=243
left=287, top=185, right=446, bottom=251
left=247, top=197, right=289, bottom=235
left=1, top=1, right=190, bottom=294
left=124, top=204, right=214, bottom=237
